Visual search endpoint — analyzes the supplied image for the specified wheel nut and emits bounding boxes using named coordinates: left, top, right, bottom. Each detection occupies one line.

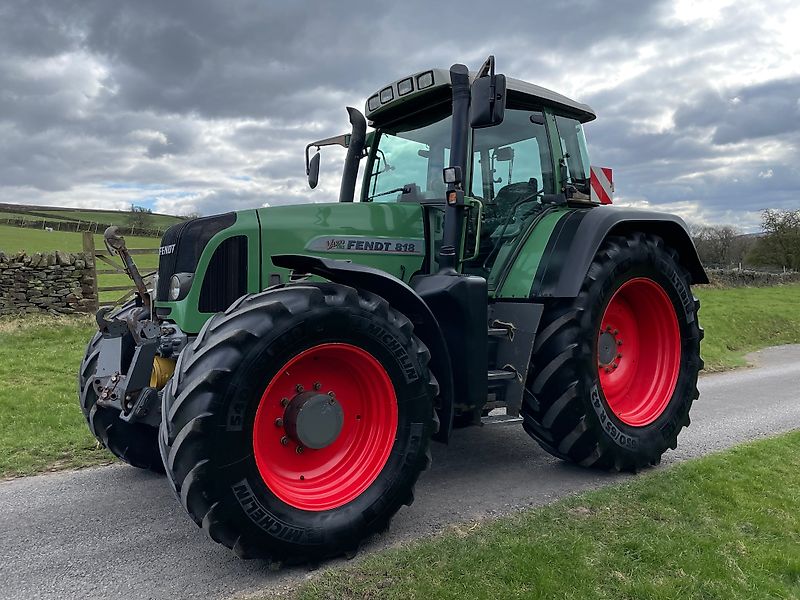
left=313, top=382, right=321, bottom=391
left=295, top=446, right=304, bottom=454
left=616, top=340, right=623, bottom=346
left=613, top=329, right=619, bottom=335
left=328, top=391, right=336, bottom=399
left=280, top=436, right=289, bottom=446
left=617, top=353, right=623, bottom=359
left=605, top=367, right=611, bottom=373
left=612, top=362, right=618, bottom=369
left=606, top=325, right=612, bottom=332
left=295, top=384, right=304, bottom=393
left=280, top=397, right=289, bottom=407
left=274, top=418, right=284, bottom=427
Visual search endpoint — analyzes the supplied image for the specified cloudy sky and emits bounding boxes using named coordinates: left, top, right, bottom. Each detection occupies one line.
left=0, top=0, right=798, bottom=231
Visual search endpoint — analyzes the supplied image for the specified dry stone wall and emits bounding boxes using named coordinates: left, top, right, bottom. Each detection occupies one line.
left=0, top=251, right=97, bottom=315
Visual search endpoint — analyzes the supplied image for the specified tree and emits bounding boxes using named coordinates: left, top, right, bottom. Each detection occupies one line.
left=689, top=224, right=741, bottom=267
left=747, top=209, right=800, bottom=270
left=128, top=204, right=153, bottom=230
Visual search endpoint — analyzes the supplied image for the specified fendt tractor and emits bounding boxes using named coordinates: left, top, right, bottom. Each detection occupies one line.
left=79, top=57, right=706, bottom=562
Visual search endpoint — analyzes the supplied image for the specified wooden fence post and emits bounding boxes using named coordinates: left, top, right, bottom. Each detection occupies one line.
left=82, top=231, right=99, bottom=311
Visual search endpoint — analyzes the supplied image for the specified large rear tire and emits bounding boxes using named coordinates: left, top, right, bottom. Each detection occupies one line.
left=522, top=233, right=703, bottom=471
left=78, top=304, right=164, bottom=473
left=159, top=283, right=437, bottom=562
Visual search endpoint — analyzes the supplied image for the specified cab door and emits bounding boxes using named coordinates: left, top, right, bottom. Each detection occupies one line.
left=461, top=108, right=556, bottom=289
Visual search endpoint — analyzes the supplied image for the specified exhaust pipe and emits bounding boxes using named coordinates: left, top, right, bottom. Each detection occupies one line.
left=338, top=107, right=367, bottom=203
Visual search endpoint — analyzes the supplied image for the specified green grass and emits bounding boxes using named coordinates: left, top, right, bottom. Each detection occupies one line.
left=0, top=211, right=49, bottom=222
left=35, top=208, right=182, bottom=229
left=0, top=318, right=112, bottom=477
left=696, top=284, right=800, bottom=370
left=0, top=204, right=184, bottom=229
left=0, top=223, right=161, bottom=254
left=295, top=431, right=800, bottom=600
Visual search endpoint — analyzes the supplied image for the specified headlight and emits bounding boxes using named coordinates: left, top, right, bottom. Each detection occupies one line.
left=168, top=273, right=193, bottom=301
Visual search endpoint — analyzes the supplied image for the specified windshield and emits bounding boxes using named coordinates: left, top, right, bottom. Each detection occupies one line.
left=365, top=109, right=452, bottom=202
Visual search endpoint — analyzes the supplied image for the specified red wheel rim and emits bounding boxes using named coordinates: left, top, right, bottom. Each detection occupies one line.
left=597, top=277, right=681, bottom=427
left=253, top=343, right=398, bottom=511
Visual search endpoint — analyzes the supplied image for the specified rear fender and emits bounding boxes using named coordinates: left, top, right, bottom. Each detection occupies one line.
left=272, top=254, right=454, bottom=443
left=530, top=207, right=708, bottom=298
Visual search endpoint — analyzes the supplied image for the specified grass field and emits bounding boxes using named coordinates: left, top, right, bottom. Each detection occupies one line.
left=0, top=223, right=160, bottom=254
left=35, top=209, right=182, bottom=229
left=0, top=224, right=161, bottom=303
left=0, top=203, right=184, bottom=229
left=0, top=284, right=797, bottom=479
left=695, top=284, right=800, bottom=370
left=0, top=317, right=110, bottom=477
left=294, top=430, right=800, bottom=600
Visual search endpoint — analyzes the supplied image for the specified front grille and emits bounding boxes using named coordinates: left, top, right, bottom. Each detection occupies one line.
left=199, top=235, right=248, bottom=312
left=156, top=213, right=236, bottom=301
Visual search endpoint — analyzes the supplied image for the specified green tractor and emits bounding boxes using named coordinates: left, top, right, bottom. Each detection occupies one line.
left=79, top=57, right=705, bottom=563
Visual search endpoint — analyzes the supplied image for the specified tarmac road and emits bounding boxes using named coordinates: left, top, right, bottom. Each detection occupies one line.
left=1, top=345, right=799, bottom=600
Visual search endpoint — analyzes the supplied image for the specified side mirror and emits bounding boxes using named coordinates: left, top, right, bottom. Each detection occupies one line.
left=307, top=152, right=320, bottom=189
left=470, top=56, right=506, bottom=129
left=494, top=146, right=514, bottom=162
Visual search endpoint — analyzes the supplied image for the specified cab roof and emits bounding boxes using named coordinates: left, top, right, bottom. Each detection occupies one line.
left=365, top=67, right=596, bottom=125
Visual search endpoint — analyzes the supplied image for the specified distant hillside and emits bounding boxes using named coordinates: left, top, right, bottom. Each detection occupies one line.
left=0, top=202, right=185, bottom=230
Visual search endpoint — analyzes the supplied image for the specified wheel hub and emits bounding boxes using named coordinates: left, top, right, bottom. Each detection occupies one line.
left=283, top=391, right=344, bottom=450
left=598, top=330, right=619, bottom=366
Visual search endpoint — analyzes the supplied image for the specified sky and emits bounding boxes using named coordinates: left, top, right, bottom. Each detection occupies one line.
left=0, top=0, right=798, bottom=232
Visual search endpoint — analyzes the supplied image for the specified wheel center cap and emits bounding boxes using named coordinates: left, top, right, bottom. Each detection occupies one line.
left=283, top=392, right=344, bottom=450
left=598, top=331, right=617, bottom=365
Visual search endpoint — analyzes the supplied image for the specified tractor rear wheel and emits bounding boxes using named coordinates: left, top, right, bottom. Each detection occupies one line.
left=78, top=304, right=164, bottom=473
left=159, top=282, right=437, bottom=562
left=522, top=233, right=703, bottom=471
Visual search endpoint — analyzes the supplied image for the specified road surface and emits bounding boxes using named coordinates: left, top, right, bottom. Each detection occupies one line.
left=1, top=345, right=799, bottom=600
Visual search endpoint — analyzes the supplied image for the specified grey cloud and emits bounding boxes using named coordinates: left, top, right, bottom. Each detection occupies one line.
left=675, top=77, right=800, bottom=145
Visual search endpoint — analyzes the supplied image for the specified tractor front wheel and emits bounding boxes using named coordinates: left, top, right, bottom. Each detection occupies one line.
left=159, top=283, right=437, bottom=562
left=522, top=233, right=703, bottom=471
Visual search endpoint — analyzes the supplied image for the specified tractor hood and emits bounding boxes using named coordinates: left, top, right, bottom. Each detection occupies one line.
left=155, top=202, right=428, bottom=333
left=255, top=202, right=427, bottom=285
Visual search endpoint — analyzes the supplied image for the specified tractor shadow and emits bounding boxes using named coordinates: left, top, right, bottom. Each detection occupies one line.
left=110, top=421, right=631, bottom=593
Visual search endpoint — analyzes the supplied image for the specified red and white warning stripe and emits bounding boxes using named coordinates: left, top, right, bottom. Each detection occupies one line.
left=590, top=166, right=614, bottom=205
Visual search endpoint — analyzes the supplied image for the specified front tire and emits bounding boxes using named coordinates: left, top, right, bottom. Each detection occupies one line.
left=522, top=233, right=703, bottom=471
left=159, top=283, right=437, bottom=562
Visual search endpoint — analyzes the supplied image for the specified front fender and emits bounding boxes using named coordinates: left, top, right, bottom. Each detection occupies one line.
left=272, top=254, right=454, bottom=443
left=530, top=206, right=708, bottom=298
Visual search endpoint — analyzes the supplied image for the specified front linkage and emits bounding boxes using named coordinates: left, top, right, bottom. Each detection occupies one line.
left=92, top=306, right=162, bottom=427
left=89, top=227, right=184, bottom=429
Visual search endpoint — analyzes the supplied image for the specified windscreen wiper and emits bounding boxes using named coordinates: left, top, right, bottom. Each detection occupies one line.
left=366, top=185, right=412, bottom=201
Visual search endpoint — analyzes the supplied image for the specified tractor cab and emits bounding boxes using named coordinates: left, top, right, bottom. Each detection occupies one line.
left=308, top=65, right=601, bottom=288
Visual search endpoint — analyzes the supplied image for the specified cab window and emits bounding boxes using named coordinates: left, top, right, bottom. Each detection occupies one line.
left=554, top=115, right=591, bottom=192
left=471, top=110, right=554, bottom=201
left=365, top=110, right=452, bottom=202
left=464, top=109, right=553, bottom=280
